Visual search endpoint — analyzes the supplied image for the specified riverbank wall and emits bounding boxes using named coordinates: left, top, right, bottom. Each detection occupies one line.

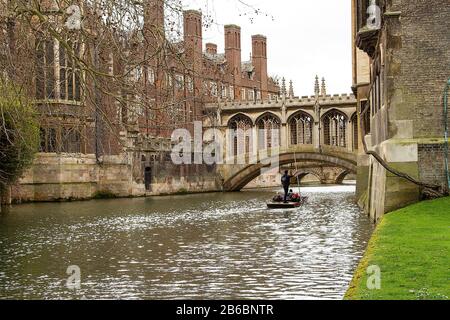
left=10, top=153, right=223, bottom=203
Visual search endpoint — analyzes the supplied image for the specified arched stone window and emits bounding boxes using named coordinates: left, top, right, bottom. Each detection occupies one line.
left=351, top=113, right=358, bottom=150
left=323, top=110, right=347, bottom=147
left=289, top=112, right=313, bottom=145
left=36, top=38, right=81, bottom=101
left=228, top=115, right=253, bottom=157
left=256, top=114, right=281, bottom=150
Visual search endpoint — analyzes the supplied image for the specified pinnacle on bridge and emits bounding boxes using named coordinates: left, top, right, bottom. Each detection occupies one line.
left=281, top=77, right=287, bottom=97
left=314, top=75, right=320, bottom=97
left=289, top=80, right=294, bottom=98
left=321, top=77, right=327, bottom=96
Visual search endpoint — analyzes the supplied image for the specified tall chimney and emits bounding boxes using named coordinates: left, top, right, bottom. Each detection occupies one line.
left=252, top=34, right=268, bottom=99
left=144, top=0, right=165, bottom=47
left=224, top=24, right=242, bottom=77
left=183, top=10, right=203, bottom=122
left=205, top=43, right=217, bottom=55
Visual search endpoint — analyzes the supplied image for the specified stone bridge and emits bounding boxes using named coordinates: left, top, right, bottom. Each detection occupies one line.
left=217, top=145, right=357, bottom=191
left=284, top=163, right=354, bottom=185
left=204, top=92, right=358, bottom=191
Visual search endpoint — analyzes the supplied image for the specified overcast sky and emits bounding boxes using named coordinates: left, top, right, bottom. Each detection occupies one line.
left=182, top=0, right=352, bottom=96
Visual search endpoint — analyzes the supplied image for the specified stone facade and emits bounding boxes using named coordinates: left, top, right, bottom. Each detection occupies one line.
left=12, top=154, right=136, bottom=202
left=352, top=0, right=450, bottom=222
left=12, top=153, right=221, bottom=203
left=244, top=168, right=281, bottom=189
left=351, top=0, right=372, bottom=204
left=205, top=84, right=359, bottom=190
left=205, top=90, right=358, bottom=154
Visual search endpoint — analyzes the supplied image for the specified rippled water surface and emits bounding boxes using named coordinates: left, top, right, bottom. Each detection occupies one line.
left=0, top=185, right=373, bottom=300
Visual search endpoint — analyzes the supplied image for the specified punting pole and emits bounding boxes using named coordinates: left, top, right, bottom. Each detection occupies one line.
left=294, top=151, right=301, bottom=194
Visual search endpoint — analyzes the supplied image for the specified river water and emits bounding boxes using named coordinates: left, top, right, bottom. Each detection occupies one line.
left=0, top=185, right=373, bottom=300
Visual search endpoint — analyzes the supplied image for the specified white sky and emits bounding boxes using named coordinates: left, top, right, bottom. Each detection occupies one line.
left=182, top=0, right=353, bottom=96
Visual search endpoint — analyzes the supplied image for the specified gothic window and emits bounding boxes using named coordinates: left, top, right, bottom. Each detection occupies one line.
left=229, top=86, right=234, bottom=99
left=119, top=90, right=128, bottom=125
left=148, top=67, right=155, bottom=85
left=133, top=66, right=143, bottom=82
left=290, top=112, right=313, bottom=145
left=361, top=100, right=371, bottom=134
left=370, top=72, right=382, bottom=115
left=248, top=89, right=255, bottom=101
left=210, top=82, right=218, bottom=97
left=59, top=41, right=81, bottom=101
left=221, top=84, right=227, bottom=98
left=61, top=127, right=81, bottom=153
left=36, top=39, right=55, bottom=99
left=186, top=76, right=193, bottom=92
left=351, top=113, right=359, bottom=151
left=228, top=115, right=253, bottom=157
left=323, top=111, right=347, bottom=148
left=257, top=114, right=281, bottom=150
left=39, top=128, right=46, bottom=152
left=39, top=127, right=57, bottom=153
left=165, top=72, right=173, bottom=88
left=241, top=88, right=246, bottom=101
left=175, top=74, right=184, bottom=90
left=202, top=81, right=209, bottom=95
left=167, top=103, right=183, bottom=125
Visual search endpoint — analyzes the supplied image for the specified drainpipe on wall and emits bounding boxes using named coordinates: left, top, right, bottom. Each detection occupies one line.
left=444, top=78, right=450, bottom=192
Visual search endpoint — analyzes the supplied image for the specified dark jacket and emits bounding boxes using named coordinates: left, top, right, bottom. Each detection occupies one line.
left=281, top=174, right=291, bottom=188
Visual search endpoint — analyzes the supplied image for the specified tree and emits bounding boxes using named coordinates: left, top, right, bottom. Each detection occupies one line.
left=0, top=0, right=268, bottom=155
left=0, top=79, right=40, bottom=209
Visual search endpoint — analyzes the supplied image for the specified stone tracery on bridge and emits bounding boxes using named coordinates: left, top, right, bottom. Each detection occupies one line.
left=204, top=87, right=359, bottom=190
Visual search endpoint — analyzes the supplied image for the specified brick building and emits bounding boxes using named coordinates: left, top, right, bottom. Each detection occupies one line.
left=2, top=0, right=281, bottom=202
left=35, top=0, right=280, bottom=154
left=352, top=0, right=450, bottom=222
left=139, top=0, right=280, bottom=139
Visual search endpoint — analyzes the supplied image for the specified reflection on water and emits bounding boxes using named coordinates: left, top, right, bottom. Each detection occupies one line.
left=0, top=185, right=373, bottom=300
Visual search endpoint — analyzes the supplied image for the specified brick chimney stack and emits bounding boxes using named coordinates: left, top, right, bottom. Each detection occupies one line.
left=205, top=43, right=217, bottom=55
left=183, top=10, right=203, bottom=121
left=252, top=34, right=268, bottom=98
left=144, top=0, right=165, bottom=47
left=224, top=24, right=242, bottom=77
left=184, top=10, right=203, bottom=55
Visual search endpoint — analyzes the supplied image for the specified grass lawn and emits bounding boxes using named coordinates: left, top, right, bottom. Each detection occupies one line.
left=345, top=197, right=450, bottom=300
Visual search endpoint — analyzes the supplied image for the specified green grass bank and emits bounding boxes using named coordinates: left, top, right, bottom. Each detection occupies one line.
left=345, top=197, right=450, bottom=300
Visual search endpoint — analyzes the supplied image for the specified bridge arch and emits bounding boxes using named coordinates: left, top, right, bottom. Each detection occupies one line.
left=222, top=151, right=357, bottom=191
left=296, top=171, right=322, bottom=183
left=335, top=170, right=353, bottom=184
